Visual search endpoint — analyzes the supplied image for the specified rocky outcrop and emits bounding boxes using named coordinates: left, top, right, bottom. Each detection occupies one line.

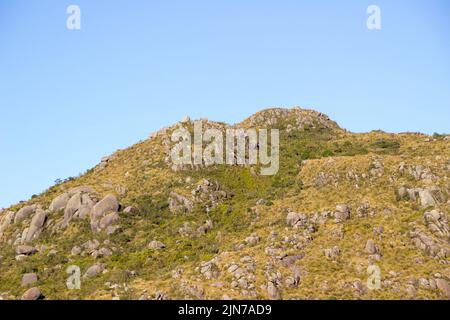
left=90, top=195, right=119, bottom=233
left=0, top=211, right=14, bottom=236
left=24, top=209, right=47, bottom=243
left=398, top=186, right=446, bottom=208
left=14, top=205, right=37, bottom=223
left=49, top=193, right=70, bottom=212
left=424, top=210, right=449, bottom=238
left=199, top=259, right=220, bottom=280
left=410, top=230, right=449, bottom=260
left=191, top=179, right=227, bottom=212
left=58, top=192, right=96, bottom=228
left=286, top=212, right=308, bottom=228
left=169, top=192, right=193, bottom=214
left=410, top=209, right=450, bottom=261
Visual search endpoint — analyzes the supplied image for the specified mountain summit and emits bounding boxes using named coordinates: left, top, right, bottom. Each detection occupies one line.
left=0, top=107, right=449, bottom=300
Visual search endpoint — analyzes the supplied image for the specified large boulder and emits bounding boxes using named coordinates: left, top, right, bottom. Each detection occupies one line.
left=14, top=205, right=37, bottom=223
left=58, top=192, right=96, bottom=228
left=24, top=209, right=47, bottom=243
left=90, top=195, right=119, bottom=232
left=91, top=195, right=119, bottom=220
left=78, top=194, right=95, bottom=219
left=64, top=193, right=83, bottom=222
left=48, top=193, right=70, bottom=212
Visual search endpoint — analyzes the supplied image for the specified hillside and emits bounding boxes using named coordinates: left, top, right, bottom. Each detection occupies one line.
left=0, top=107, right=449, bottom=300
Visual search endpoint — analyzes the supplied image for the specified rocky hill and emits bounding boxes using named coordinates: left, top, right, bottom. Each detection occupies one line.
left=0, top=107, right=449, bottom=300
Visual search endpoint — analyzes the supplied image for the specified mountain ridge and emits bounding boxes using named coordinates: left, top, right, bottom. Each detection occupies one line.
left=0, top=106, right=449, bottom=300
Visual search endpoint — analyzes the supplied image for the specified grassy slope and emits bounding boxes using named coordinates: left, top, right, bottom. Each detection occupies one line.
left=0, top=108, right=449, bottom=300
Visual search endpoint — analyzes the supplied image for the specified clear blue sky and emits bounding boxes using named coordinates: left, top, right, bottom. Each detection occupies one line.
left=1, top=0, right=449, bottom=208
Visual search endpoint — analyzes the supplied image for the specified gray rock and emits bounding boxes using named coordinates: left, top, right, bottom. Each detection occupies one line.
left=334, top=204, right=351, bottom=222
left=71, top=246, right=82, bottom=256
left=267, top=282, right=281, bottom=300
left=68, top=186, right=96, bottom=196
left=365, top=240, right=379, bottom=255
left=91, top=195, right=119, bottom=231
left=92, top=195, right=119, bottom=220
left=16, top=245, right=38, bottom=255
left=83, top=239, right=100, bottom=251
left=245, top=234, right=260, bottom=246
left=286, top=212, right=308, bottom=228
left=49, top=193, right=70, bottom=212
left=148, top=240, right=166, bottom=250
left=105, top=225, right=121, bottom=235
left=324, top=246, right=341, bottom=260
left=24, top=209, right=47, bottom=243
left=199, top=260, right=220, bottom=280
left=64, top=193, right=82, bottom=221
left=279, top=254, right=304, bottom=267
left=15, top=254, right=28, bottom=261
left=14, top=205, right=37, bottom=223
left=83, top=264, right=105, bottom=279
left=406, top=285, right=416, bottom=298
left=21, top=287, right=42, bottom=300
left=196, top=220, right=214, bottom=235
left=424, top=210, right=449, bottom=237
left=419, top=189, right=437, bottom=207
left=99, top=212, right=119, bottom=230
left=97, top=247, right=113, bottom=257
left=169, top=192, right=193, bottom=214
left=410, top=229, right=449, bottom=259
left=0, top=211, right=15, bottom=235
left=21, top=273, right=38, bottom=287
left=123, top=206, right=136, bottom=214
left=436, top=279, right=450, bottom=299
